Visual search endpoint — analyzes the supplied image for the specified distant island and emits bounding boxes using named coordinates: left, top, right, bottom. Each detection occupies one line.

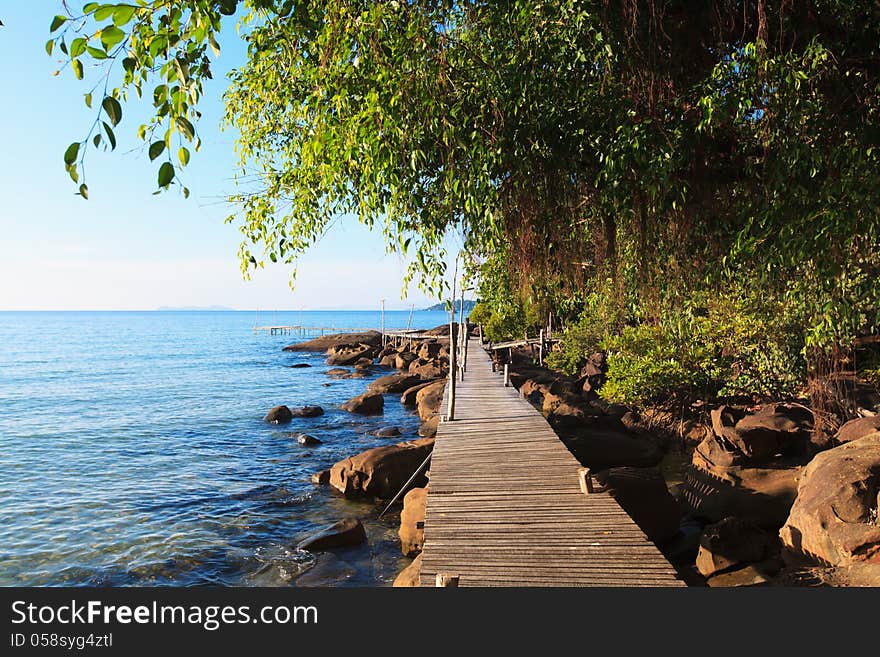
left=156, top=305, right=235, bottom=311
left=423, top=299, right=477, bottom=313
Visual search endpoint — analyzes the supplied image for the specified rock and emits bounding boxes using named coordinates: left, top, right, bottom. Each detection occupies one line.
left=394, top=352, right=418, bottom=370
left=399, top=487, right=427, bottom=557
left=283, top=331, right=382, bottom=352
left=340, top=392, right=384, bottom=415
left=294, top=553, right=359, bottom=586
left=562, top=429, right=663, bottom=470
left=325, top=367, right=352, bottom=378
left=834, top=416, right=880, bottom=444
left=400, top=380, right=440, bottom=407
left=296, top=518, right=367, bottom=552
left=354, top=357, right=374, bottom=370
left=310, top=470, right=330, bottom=485
left=367, top=373, right=423, bottom=394
left=264, top=405, right=293, bottom=424
left=374, top=427, right=401, bottom=438
left=683, top=455, right=803, bottom=528
left=418, top=341, right=443, bottom=360
left=378, top=353, right=398, bottom=367
left=393, top=554, right=422, bottom=587
left=779, top=432, right=880, bottom=566
left=419, top=415, right=440, bottom=438
left=696, top=517, right=770, bottom=577
left=288, top=363, right=312, bottom=368
left=408, top=359, right=444, bottom=379
left=326, top=343, right=379, bottom=366
left=416, top=381, right=446, bottom=421
left=574, top=352, right=607, bottom=393
left=597, top=467, right=682, bottom=542
left=296, top=433, right=322, bottom=446
left=291, top=405, right=324, bottom=418
left=329, top=438, right=434, bottom=498
left=706, top=563, right=773, bottom=587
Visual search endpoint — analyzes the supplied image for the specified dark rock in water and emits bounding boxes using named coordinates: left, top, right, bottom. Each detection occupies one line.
left=329, top=438, right=434, bottom=498
left=284, top=331, right=382, bottom=352
left=291, top=405, right=324, bottom=418
left=297, top=518, right=367, bottom=552
left=394, top=352, right=418, bottom=370
left=288, top=363, right=312, bottom=368
left=374, top=426, right=401, bottom=438
left=368, top=372, right=423, bottom=394
left=296, top=433, right=322, bottom=446
left=597, top=467, right=681, bottom=543
left=340, top=392, right=384, bottom=415
left=696, top=517, right=771, bottom=577
left=294, top=553, right=360, bottom=586
left=419, top=415, right=439, bottom=438
left=264, top=405, right=293, bottom=424
left=354, top=357, right=374, bottom=370
left=311, top=469, right=330, bottom=485
left=400, top=380, right=440, bottom=407
left=834, top=416, right=880, bottom=444
left=706, top=562, right=774, bottom=587
left=780, top=432, right=880, bottom=567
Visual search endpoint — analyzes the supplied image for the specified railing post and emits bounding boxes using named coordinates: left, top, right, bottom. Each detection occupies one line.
left=447, top=319, right=456, bottom=421
left=538, top=328, right=544, bottom=367
left=503, top=363, right=510, bottom=387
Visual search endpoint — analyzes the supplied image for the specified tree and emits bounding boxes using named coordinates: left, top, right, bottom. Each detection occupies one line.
left=48, top=1, right=880, bottom=367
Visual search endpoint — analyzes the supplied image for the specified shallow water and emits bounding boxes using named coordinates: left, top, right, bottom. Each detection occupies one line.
left=0, top=310, right=448, bottom=586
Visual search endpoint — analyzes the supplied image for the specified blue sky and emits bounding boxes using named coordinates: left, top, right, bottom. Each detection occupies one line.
left=0, top=6, right=450, bottom=310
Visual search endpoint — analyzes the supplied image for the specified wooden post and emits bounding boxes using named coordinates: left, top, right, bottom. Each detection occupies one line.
left=578, top=467, right=595, bottom=494
left=435, top=573, right=459, bottom=587
left=504, top=363, right=510, bottom=387
left=538, top=329, right=544, bottom=367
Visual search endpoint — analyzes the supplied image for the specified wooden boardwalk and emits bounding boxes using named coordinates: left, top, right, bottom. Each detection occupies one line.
left=419, top=338, right=684, bottom=587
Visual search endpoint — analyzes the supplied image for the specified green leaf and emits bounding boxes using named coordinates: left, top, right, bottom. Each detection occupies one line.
left=102, top=122, right=117, bottom=150
left=208, top=33, right=221, bottom=57
left=102, top=96, right=122, bottom=126
left=93, top=134, right=101, bottom=148
left=149, top=141, right=166, bottom=161
left=64, top=142, right=80, bottom=165
left=178, top=146, right=190, bottom=166
left=83, top=3, right=100, bottom=13
left=93, top=6, right=116, bottom=21
left=70, top=38, right=87, bottom=57
left=182, top=187, right=190, bottom=199
left=100, top=26, right=125, bottom=51
left=79, top=183, right=89, bottom=199
left=72, top=57, right=84, bottom=79
left=112, top=6, right=136, bottom=26
left=175, top=116, right=195, bottom=140
left=50, top=15, right=67, bottom=33
left=84, top=93, right=92, bottom=108
left=45, top=39, right=55, bottom=56
left=67, top=164, right=79, bottom=183
left=157, top=161, right=175, bottom=188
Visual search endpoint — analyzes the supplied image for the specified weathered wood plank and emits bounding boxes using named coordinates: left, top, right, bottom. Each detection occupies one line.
left=419, top=338, right=683, bottom=587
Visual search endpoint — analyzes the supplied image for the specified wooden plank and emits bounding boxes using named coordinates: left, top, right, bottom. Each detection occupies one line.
left=419, top=338, right=684, bottom=587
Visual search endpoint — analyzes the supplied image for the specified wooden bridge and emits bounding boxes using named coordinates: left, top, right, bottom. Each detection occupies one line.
left=419, top=337, right=684, bottom=587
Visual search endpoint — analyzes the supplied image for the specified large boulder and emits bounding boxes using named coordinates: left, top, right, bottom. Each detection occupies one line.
left=408, top=359, right=445, bottom=379
left=399, top=487, right=428, bottom=557
left=683, top=457, right=802, bottom=528
left=562, top=429, right=663, bottom=470
left=416, top=380, right=447, bottom=421
left=367, top=373, right=423, bottom=394
left=329, top=438, right=434, bottom=498
left=296, top=518, right=367, bottom=552
left=340, top=392, right=384, bottom=415
left=400, top=380, right=440, bottom=407
left=284, top=331, right=382, bottom=352
left=264, top=405, right=293, bottom=424
left=394, top=352, right=418, bottom=370
left=326, top=343, right=379, bottom=366
left=696, top=517, right=771, bottom=577
left=574, top=352, right=607, bottom=394
left=779, top=432, right=880, bottom=566
left=418, top=341, right=444, bottom=360
left=597, top=467, right=681, bottom=543
left=393, top=554, right=422, bottom=587
left=834, top=416, right=880, bottom=444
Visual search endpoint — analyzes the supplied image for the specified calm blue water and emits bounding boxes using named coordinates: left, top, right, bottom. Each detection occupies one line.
left=0, top=310, right=449, bottom=586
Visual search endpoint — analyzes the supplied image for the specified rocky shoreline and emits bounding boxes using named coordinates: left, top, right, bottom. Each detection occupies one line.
left=266, top=328, right=450, bottom=585
left=269, top=329, right=880, bottom=587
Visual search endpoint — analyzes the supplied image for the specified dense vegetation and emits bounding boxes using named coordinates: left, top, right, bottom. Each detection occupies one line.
left=48, top=1, right=880, bottom=414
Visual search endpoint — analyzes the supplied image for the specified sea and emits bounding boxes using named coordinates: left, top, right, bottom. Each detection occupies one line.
left=0, top=310, right=449, bottom=586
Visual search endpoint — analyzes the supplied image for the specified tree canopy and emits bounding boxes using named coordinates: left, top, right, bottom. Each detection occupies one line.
left=49, top=1, right=880, bottom=393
